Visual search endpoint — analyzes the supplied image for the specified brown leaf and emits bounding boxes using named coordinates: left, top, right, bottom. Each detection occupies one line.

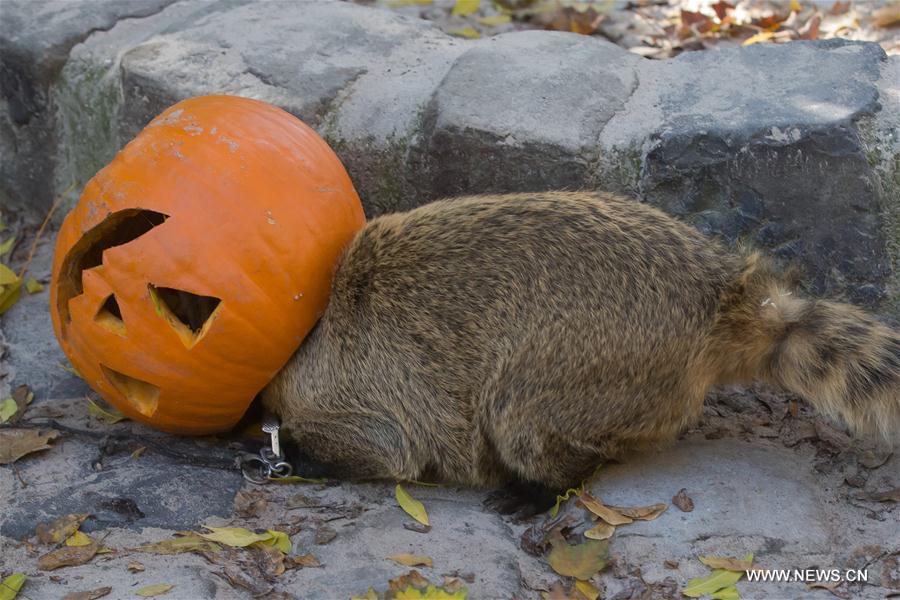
left=387, top=570, right=432, bottom=595
left=0, top=428, right=59, bottom=464
left=314, top=524, right=337, bottom=545
left=62, top=587, right=112, bottom=600
left=547, top=531, right=609, bottom=580
left=291, top=553, right=322, bottom=568
left=712, top=1, right=733, bottom=21
left=36, top=514, right=89, bottom=545
left=388, top=553, right=433, bottom=567
left=672, top=489, right=694, bottom=512
left=127, top=560, right=145, bottom=572
left=583, top=522, right=615, bottom=540
left=254, top=544, right=285, bottom=578
left=544, top=581, right=579, bottom=599
left=38, top=540, right=99, bottom=570
left=664, top=559, right=679, bottom=569
left=829, top=1, right=849, bottom=15
left=578, top=493, right=632, bottom=525
left=214, top=549, right=274, bottom=597
left=234, top=489, right=268, bottom=518
left=873, top=4, right=900, bottom=28
left=865, top=487, right=900, bottom=502
left=607, top=503, right=667, bottom=521
left=403, top=522, right=432, bottom=534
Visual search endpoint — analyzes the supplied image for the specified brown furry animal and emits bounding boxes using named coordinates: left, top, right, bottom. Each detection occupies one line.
left=263, top=191, right=900, bottom=512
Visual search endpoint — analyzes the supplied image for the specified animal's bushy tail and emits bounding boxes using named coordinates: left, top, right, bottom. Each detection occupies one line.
left=711, top=253, right=900, bottom=443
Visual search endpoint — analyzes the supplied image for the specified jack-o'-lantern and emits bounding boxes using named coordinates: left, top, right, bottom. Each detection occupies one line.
left=50, top=95, right=365, bottom=434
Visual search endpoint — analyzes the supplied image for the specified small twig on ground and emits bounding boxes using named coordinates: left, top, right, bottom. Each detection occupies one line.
left=17, top=180, right=77, bottom=279
left=11, top=463, right=27, bottom=487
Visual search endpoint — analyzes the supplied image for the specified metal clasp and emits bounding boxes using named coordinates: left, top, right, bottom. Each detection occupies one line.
left=238, top=412, right=293, bottom=484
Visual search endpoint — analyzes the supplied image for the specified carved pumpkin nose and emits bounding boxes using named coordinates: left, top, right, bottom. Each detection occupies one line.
left=50, top=95, right=366, bottom=435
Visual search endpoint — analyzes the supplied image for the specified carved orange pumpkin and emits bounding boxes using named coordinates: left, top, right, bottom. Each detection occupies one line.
left=50, top=95, right=365, bottom=434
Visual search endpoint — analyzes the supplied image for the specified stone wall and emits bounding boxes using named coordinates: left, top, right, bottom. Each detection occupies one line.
left=1, top=0, right=898, bottom=312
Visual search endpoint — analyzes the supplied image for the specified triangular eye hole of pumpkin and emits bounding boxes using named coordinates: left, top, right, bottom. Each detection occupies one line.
left=100, top=364, right=160, bottom=417
left=95, top=294, right=126, bottom=336
left=148, top=284, right=222, bottom=349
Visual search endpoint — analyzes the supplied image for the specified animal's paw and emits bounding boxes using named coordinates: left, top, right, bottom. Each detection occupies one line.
left=483, top=481, right=558, bottom=520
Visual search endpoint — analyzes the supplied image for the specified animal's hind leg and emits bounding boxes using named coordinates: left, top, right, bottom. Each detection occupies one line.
left=476, top=318, right=700, bottom=513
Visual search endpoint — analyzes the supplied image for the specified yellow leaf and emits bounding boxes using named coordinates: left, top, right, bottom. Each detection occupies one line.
left=583, top=521, right=615, bottom=540
left=699, top=553, right=754, bottom=572
left=683, top=570, right=745, bottom=598
left=477, top=14, right=511, bottom=26
left=59, top=362, right=82, bottom=378
left=742, top=31, right=774, bottom=46
left=35, top=514, right=89, bottom=544
left=0, top=236, right=15, bottom=256
left=449, top=27, right=481, bottom=39
left=550, top=483, right=584, bottom=517
left=0, top=264, right=21, bottom=315
left=574, top=579, right=599, bottom=600
left=578, top=492, right=633, bottom=525
left=135, top=534, right=220, bottom=555
left=547, top=532, right=609, bottom=580
left=24, top=278, right=43, bottom=294
left=452, top=0, right=479, bottom=16
left=0, top=398, right=17, bottom=423
left=350, top=589, right=378, bottom=600
left=253, top=529, right=291, bottom=553
left=790, top=0, right=801, bottom=12
left=136, top=584, right=173, bottom=597
left=711, top=586, right=740, bottom=600
left=396, top=484, right=430, bottom=526
left=0, top=573, right=25, bottom=600
left=66, top=530, right=92, bottom=547
left=387, top=0, right=432, bottom=6
left=87, top=398, right=127, bottom=424
left=394, top=585, right=467, bottom=599
left=198, top=526, right=272, bottom=547
left=388, top=553, right=434, bottom=567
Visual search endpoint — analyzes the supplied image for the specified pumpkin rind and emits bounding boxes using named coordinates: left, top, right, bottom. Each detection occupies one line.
left=50, top=95, right=365, bottom=434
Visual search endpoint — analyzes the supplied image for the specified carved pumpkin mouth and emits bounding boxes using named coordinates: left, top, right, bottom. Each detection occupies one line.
left=100, top=364, right=161, bottom=417
left=56, top=208, right=169, bottom=336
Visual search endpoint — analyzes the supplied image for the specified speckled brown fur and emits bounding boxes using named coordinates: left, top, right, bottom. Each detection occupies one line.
left=263, top=192, right=900, bottom=492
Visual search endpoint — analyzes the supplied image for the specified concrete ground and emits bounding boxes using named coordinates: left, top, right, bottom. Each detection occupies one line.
left=0, top=221, right=898, bottom=600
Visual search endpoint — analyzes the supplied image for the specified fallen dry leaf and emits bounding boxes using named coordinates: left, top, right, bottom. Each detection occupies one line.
left=314, top=524, right=337, bottom=545
left=38, top=540, right=99, bottom=570
left=547, top=531, right=609, bottom=580
left=873, top=4, right=900, bottom=28
left=198, top=526, right=272, bottom=547
left=86, top=398, right=127, bottom=424
left=672, top=488, right=694, bottom=512
left=0, top=573, right=25, bottom=600
left=36, top=514, right=89, bottom=545
left=0, top=263, right=22, bottom=315
left=0, top=428, right=59, bottom=464
left=127, top=560, right=145, bottom=572
left=254, top=544, right=285, bottom=578
left=682, top=568, right=744, bottom=598
left=388, top=553, right=434, bottom=567
left=710, top=586, right=740, bottom=600
left=135, top=533, right=221, bottom=555
left=61, top=587, right=112, bottom=600
left=234, top=489, right=268, bottom=518
left=607, top=503, right=667, bottom=521
left=292, top=553, right=322, bottom=568
left=577, top=493, right=632, bottom=525
left=574, top=578, right=600, bottom=600
left=396, top=484, right=430, bottom=527
left=865, top=487, right=900, bottom=502
left=136, top=584, right=174, bottom=597
left=384, top=569, right=468, bottom=599
left=699, top=553, right=754, bottom=572
left=583, top=521, right=615, bottom=540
